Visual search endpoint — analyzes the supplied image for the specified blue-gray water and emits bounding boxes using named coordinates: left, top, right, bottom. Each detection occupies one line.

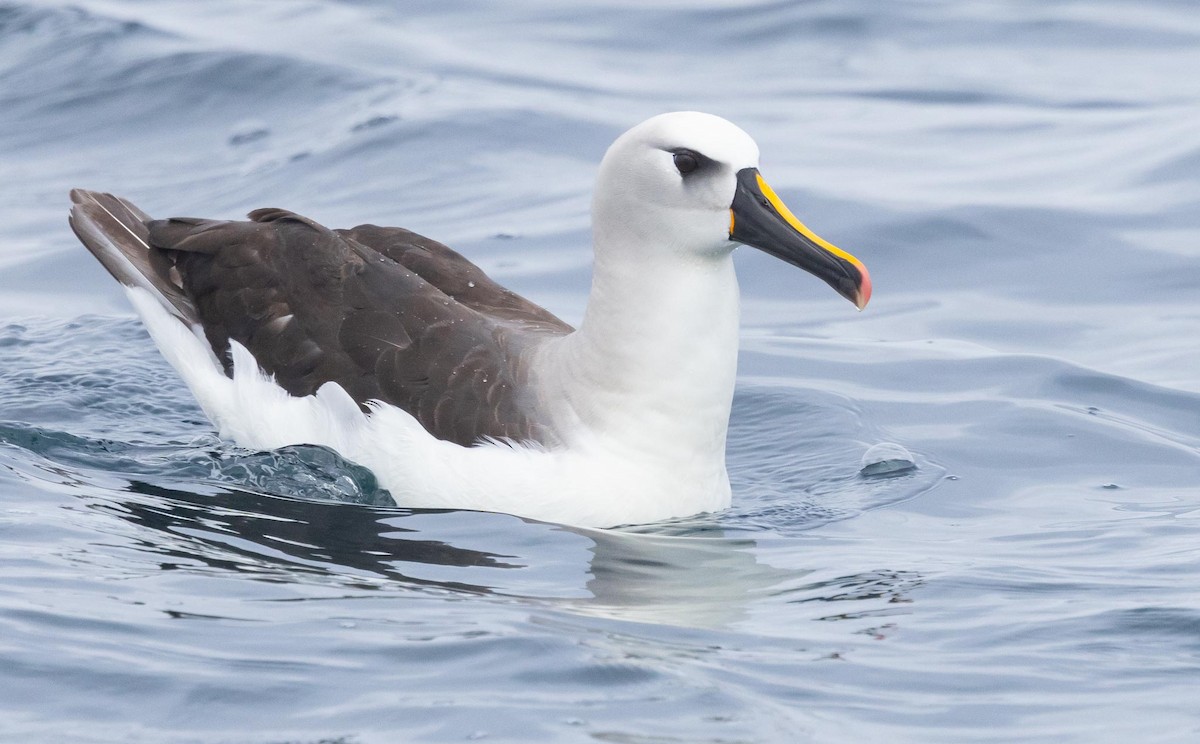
left=2, top=1, right=1199, bottom=741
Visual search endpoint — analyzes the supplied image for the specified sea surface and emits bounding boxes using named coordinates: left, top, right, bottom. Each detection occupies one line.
left=2, top=1, right=1199, bottom=741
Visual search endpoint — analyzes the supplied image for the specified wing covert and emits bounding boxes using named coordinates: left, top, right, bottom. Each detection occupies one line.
left=146, top=210, right=567, bottom=446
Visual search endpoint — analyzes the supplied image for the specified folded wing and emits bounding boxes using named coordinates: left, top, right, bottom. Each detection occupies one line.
left=70, top=190, right=572, bottom=447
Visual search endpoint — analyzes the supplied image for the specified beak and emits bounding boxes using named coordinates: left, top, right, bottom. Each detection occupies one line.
left=729, top=168, right=871, bottom=310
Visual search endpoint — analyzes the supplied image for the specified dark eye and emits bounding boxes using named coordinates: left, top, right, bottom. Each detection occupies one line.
left=673, top=151, right=699, bottom=175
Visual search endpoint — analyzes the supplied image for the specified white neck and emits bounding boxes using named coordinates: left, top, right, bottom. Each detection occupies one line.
left=538, top=244, right=741, bottom=472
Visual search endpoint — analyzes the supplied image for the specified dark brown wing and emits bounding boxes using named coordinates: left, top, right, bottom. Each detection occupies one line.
left=337, top=224, right=572, bottom=333
left=139, top=208, right=570, bottom=446
left=68, top=190, right=199, bottom=322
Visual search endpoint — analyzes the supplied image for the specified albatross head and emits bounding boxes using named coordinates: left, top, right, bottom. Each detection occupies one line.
left=592, top=111, right=870, bottom=309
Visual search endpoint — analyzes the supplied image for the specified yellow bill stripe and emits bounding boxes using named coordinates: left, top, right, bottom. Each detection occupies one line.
left=754, top=172, right=866, bottom=272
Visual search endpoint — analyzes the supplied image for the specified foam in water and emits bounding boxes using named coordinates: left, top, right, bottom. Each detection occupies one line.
left=859, top=441, right=916, bottom=477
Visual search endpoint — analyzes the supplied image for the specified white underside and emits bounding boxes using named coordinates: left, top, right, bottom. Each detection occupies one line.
left=128, top=288, right=731, bottom=528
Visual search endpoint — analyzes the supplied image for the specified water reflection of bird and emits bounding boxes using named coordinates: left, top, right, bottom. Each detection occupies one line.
left=103, top=482, right=795, bottom=630
left=69, top=112, right=870, bottom=528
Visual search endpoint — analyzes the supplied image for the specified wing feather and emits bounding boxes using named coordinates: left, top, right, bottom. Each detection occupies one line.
left=125, top=206, right=571, bottom=446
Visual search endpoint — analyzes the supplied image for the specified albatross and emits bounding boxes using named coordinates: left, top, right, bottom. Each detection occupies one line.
left=68, top=111, right=870, bottom=528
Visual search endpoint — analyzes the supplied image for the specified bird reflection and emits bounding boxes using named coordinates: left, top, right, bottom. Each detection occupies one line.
left=87, top=478, right=920, bottom=631
left=111, top=480, right=518, bottom=594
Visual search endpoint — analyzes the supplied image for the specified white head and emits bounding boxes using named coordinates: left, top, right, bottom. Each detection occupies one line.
left=591, top=112, right=870, bottom=307
left=554, top=113, right=867, bottom=483
left=592, top=111, right=759, bottom=261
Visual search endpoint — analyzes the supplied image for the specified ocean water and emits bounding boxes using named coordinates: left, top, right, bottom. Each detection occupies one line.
left=2, top=0, right=1199, bottom=741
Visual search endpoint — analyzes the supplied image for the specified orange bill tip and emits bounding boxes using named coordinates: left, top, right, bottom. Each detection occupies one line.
left=853, top=258, right=872, bottom=310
